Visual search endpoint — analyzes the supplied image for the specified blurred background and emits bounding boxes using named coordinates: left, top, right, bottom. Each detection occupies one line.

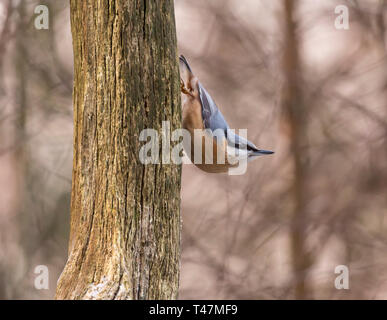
left=0, top=0, right=386, bottom=299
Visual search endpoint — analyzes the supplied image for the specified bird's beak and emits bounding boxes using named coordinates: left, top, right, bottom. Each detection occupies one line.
left=256, top=149, right=274, bottom=155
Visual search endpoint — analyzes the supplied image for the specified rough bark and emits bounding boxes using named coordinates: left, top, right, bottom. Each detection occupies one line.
left=56, top=0, right=182, bottom=300
left=281, top=0, right=312, bottom=299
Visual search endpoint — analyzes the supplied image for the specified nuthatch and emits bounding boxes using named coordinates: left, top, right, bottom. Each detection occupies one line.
left=179, top=55, right=273, bottom=174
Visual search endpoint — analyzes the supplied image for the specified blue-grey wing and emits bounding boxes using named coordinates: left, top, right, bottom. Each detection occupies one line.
left=197, top=82, right=274, bottom=157
left=198, top=82, right=229, bottom=133
left=226, top=130, right=257, bottom=150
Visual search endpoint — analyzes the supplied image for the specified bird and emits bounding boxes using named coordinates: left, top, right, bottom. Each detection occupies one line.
left=179, top=55, right=273, bottom=174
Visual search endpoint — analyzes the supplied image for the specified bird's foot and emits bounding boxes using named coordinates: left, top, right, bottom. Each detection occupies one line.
left=180, top=79, right=194, bottom=97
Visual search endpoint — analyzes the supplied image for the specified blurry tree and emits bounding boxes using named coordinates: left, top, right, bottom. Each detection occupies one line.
left=281, top=0, right=312, bottom=299
left=0, top=0, right=386, bottom=300
left=55, top=0, right=182, bottom=299
left=0, top=0, right=27, bottom=299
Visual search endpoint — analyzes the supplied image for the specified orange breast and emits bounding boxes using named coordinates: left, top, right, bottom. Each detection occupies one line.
left=181, top=93, right=238, bottom=173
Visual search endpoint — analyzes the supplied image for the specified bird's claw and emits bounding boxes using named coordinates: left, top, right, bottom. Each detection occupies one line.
left=180, top=79, right=194, bottom=97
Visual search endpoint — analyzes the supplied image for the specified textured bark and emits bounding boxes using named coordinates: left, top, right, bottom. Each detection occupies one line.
left=281, top=0, right=312, bottom=299
left=56, top=0, right=182, bottom=299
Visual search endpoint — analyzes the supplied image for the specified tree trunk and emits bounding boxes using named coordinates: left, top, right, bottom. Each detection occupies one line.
left=56, top=0, right=182, bottom=300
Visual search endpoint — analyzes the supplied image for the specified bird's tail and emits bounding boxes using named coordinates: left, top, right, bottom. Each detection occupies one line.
left=179, top=55, right=194, bottom=90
